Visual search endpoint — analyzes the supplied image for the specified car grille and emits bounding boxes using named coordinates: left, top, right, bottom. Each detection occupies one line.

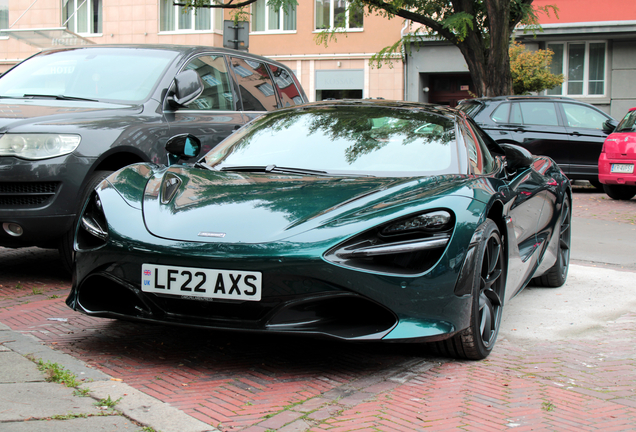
left=0, top=182, right=60, bottom=207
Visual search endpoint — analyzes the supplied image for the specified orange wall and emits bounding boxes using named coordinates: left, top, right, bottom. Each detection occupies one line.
left=249, top=4, right=404, bottom=57
left=533, top=0, right=636, bottom=23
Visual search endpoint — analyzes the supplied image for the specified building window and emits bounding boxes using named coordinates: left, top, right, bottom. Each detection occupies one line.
left=252, top=0, right=296, bottom=32
left=63, top=0, right=102, bottom=34
left=315, top=0, right=363, bottom=30
left=0, top=0, right=8, bottom=31
left=547, top=42, right=606, bottom=97
left=160, top=0, right=222, bottom=32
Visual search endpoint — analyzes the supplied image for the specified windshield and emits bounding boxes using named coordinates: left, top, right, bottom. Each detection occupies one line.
left=204, top=105, right=458, bottom=176
left=0, top=48, right=178, bottom=103
left=615, top=109, right=636, bottom=133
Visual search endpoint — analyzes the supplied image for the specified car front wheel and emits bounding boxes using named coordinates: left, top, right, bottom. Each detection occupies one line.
left=431, top=219, right=505, bottom=360
left=532, top=196, right=571, bottom=288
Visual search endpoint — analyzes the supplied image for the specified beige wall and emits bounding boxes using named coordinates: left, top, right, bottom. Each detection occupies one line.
left=1, top=1, right=405, bottom=100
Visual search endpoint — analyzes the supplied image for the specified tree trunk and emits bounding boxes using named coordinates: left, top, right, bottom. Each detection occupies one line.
left=455, top=0, right=514, bottom=97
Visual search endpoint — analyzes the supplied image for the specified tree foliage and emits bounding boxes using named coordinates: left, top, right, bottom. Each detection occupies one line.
left=175, top=0, right=558, bottom=97
left=509, top=41, right=563, bottom=95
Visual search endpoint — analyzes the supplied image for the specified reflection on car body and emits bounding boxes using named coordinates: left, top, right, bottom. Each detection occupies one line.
left=0, top=44, right=307, bottom=270
left=67, top=100, right=572, bottom=360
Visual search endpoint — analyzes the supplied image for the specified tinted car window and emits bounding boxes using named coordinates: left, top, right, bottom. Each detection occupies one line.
left=562, top=103, right=608, bottom=129
left=269, top=65, right=303, bottom=107
left=462, top=123, right=494, bottom=175
left=510, top=102, right=523, bottom=124
left=0, top=48, right=177, bottom=102
left=519, top=102, right=559, bottom=126
left=183, top=55, right=235, bottom=111
left=205, top=107, right=457, bottom=175
left=230, top=57, right=278, bottom=111
left=616, top=110, right=636, bottom=132
left=491, top=103, right=510, bottom=123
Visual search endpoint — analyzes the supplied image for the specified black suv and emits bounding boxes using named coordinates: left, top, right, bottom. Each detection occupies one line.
left=458, top=96, right=617, bottom=186
left=0, top=45, right=307, bottom=270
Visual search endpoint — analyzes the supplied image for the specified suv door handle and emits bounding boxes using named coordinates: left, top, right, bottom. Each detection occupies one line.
left=570, top=131, right=580, bottom=136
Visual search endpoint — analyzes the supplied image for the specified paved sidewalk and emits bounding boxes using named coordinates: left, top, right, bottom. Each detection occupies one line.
left=0, top=321, right=216, bottom=432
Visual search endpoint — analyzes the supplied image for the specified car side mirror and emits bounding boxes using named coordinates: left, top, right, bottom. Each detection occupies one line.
left=500, top=143, right=533, bottom=172
left=166, top=133, right=201, bottom=166
left=603, top=119, right=618, bottom=134
left=168, top=70, right=204, bottom=108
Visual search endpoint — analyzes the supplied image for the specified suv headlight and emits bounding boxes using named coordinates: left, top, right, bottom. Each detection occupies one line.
left=0, top=133, right=81, bottom=160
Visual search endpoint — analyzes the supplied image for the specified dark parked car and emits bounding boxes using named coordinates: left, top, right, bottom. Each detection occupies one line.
left=0, top=44, right=307, bottom=270
left=598, top=107, right=636, bottom=200
left=458, top=96, right=617, bottom=186
left=67, top=100, right=572, bottom=360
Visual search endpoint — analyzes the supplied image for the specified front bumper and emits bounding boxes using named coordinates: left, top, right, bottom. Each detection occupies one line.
left=68, top=245, right=469, bottom=343
left=0, top=155, right=93, bottom=247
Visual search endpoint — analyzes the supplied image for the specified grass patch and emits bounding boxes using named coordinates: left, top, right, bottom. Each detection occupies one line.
left=36, top=359, right=80, bottom=387
left=95, top=395, right=122, bottom=409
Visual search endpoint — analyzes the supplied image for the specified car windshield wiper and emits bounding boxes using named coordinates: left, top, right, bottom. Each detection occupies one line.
left=22, top=94, right=99, bottom=102
left=220, top=165, right=329, bottom=176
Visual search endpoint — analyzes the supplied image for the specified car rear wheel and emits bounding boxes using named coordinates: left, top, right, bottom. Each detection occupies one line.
left=603, top=184, right=636, bottom=201
left=532, top=196, right=571, bottom=288
left=431, top=219, right=505, bottom=360
left=59, top=171, right=111, bottom=273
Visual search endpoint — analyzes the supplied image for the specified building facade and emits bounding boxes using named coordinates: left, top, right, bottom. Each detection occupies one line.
left=404, top=0, right=636, bottom=118
left=0, top=0, right=405, bottom=102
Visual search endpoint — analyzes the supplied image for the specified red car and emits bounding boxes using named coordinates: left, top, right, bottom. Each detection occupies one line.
left=598, top=107, right=636, bottom=200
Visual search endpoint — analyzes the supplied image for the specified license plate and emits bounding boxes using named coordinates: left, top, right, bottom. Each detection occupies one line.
left=141, top=264, right=262, bottom=301
left=611, top=163, right=634, bottom=174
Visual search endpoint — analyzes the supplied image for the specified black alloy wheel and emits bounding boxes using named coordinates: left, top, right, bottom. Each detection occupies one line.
left=533, top=196, right=571, bottom=288
left=432, top=219, right=505, bottom=360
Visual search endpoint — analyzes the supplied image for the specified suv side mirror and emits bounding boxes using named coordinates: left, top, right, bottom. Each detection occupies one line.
left=167, top=70, right=204, bottom=108
left=500, top=143, right=533, bottom=172
left=603, top=119, right=618, bottom=134
left=166, top=133, right=201, bottom=166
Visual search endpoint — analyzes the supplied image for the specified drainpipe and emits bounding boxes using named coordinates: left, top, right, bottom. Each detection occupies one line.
left=401, top=20, right=410, bottom=101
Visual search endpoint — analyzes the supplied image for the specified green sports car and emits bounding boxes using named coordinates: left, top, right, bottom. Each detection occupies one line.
left=66, top=100, right=572, bottom=360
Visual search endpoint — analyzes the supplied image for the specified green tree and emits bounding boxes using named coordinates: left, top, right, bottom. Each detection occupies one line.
left=509, top=41, right=564, bottom=94
left=176, top=0, right=558, bottom=97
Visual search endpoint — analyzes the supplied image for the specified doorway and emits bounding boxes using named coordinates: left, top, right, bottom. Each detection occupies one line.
left=427, top=73, right=474, bottom=107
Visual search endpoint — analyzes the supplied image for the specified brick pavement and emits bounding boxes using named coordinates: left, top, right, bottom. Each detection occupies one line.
left=1, top=274, right=635, bottom=431
left=1, top=185, right=635, bottom=431
left=571, top=183, right=636, bottom=224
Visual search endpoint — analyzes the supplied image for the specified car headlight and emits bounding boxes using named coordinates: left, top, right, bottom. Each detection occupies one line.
left=381, top=210, right=452, bottom=235
left=0, top=133, right=81, bottom=160
left=325, top=209, right=455, bottom=275
left=76, top=192, right=109, bottom=250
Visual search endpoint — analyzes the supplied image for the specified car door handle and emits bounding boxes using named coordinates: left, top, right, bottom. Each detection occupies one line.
left=570, top=131, right=580, bottom=136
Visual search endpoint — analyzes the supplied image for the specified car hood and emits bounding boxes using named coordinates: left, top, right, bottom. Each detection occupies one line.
left=0, top=99, right=140, bottom=131
left=138, top=166, right=470, bottom=244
